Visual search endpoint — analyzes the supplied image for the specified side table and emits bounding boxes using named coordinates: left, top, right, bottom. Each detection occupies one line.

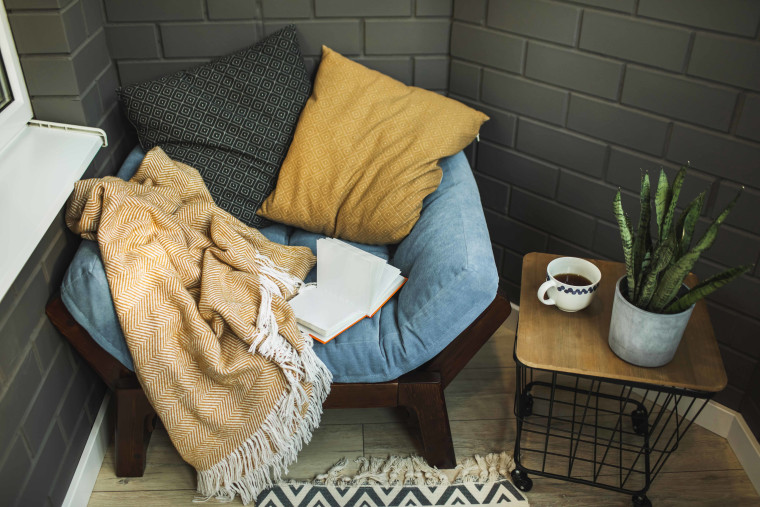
left=512, top=253, right=727, bottom=506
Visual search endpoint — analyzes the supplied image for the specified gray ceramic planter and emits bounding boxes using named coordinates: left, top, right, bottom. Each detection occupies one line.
left=608, top=277, right=695, bottom=367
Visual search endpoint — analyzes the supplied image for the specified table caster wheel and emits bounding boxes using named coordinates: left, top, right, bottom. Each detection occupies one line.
left=519, top=394, right=534, bottom=417
left=632, top=494, right=651, bottom=507
left=631, top=408, right=648, bottom=436
left=510, top=469, right=533, bottom=492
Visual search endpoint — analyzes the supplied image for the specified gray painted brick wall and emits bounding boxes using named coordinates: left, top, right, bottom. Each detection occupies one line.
left=579, top=11, right=691, bottom=72
left=525, top=41, right=623, bottom=100
left=638, top=0, right=760, bottom=37
left=105, top=0, right=453, bottom=94
left=451, top=22, right=524, bottom=73
left=160, top=22, right=262, bottom=58
left=487, top=0, right=580, bottom=46
left=482, top=69, right=568, bottom=125
left=451, top=0, right=760, bottom=431
left=3, top=0, right=130, bottom=505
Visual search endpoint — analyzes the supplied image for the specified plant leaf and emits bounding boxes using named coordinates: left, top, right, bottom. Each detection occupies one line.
left=654, top=169, right=669, bottom=241
left=665, top=265, right=751, bottom=313
left=675, top=191, right=705, bottom=258
left=613, top=189, right=635, bottom=301
left=632, top=172, right=651, bottom=301
left=648, top=188, right=742, bottom=312
left=638, top=231, right=677, bottom=309
left=661, top=166, right=686, bottom=241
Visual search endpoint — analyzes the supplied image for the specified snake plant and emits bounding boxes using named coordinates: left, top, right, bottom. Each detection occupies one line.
left=613, top=166, right=751, bottom=314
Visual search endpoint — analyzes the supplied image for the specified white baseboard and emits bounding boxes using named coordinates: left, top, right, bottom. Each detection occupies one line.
left=692, top=399, right=736, bottom=438
left=721, top=406, right=760, bottom=495
left=62, top=392, right=111, bottom=507
left=511, top=303, right=760, bottom=495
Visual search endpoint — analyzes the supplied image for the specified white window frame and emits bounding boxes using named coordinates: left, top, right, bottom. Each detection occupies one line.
left=0, top=0, right=106, bottom=302
left=0, top=0, right=33, bottom=153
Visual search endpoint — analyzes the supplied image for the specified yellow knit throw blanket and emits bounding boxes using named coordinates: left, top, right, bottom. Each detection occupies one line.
left=65, top=147, right=331, bottom=504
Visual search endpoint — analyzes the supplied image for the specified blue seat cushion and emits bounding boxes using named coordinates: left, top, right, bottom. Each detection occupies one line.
left=61, top=146, right=497, bottom=382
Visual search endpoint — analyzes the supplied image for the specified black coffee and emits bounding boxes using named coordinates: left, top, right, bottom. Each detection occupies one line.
left=554, top=273, right=592, bottom=286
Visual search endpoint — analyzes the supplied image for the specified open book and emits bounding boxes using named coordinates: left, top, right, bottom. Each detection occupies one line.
left=289, top=238, right=407, bottom=344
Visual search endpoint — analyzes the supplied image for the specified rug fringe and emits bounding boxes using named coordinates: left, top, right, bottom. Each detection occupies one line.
left=313, top=451, right=515, bottom=487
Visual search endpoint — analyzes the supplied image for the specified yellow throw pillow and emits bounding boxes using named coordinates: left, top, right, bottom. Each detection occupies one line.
left=257, top=46, right=488, bottom=245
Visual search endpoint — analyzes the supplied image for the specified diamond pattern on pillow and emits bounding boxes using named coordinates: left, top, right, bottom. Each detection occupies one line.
left=118, top=25, right=310, bottom=228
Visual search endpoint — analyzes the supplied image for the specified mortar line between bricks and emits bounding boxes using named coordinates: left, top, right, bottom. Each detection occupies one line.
left=5, top=7, right=61, bottom=15
left=477, top=66, right=484, bottom=101
left=681, top=31, right=696, bottom=75
left=447, top=54, right=526, bottom=78
left=563, top=92, right=571, bottom=127
left=468, top=58, right=725, bottom=138
left=511, top=114, right=519, bottom=147
left=548, top=234, right=597, bottom=256
left=512, top=185, right=598, bottom=222
left=154, top=21, right=165, bottom=59
left=51, top=371, right=79, bottom=445
left=716, top=341, right=759, bottom=366
left=476, top=171, right=513, bottom=188
left=478, top=137, right=577, bottom=172
left=660, top=121, right=675, bottom=160
left=116, top=56, right=207, bottom=64
left=153, top=19, right=264, bottom=26
left=59, top=400, right=91, bottom=453
left=601, top=144, right=611, bottom=182
left=728, top=93, right=746, bottom=136
left=616, top=63, right=626, bottom=103
left=360, top=18, right=366, bottom=57
left=6, top=342, right=61, bottom=437
left=19, top=414, right=66, bottom=496
left=574, top=9, right=583, bottom=49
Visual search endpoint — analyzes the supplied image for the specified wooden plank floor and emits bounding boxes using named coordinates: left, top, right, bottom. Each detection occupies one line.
left=89, top=312, right=760, bottom=506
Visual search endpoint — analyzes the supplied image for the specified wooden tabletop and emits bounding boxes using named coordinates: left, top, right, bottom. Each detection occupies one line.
left=516, top=252, right=727, bottom=392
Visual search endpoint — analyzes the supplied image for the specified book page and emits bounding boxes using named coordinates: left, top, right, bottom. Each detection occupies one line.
left=369, top=271, right=406, bottom=316
left=317, top=238, right=380, bottom=313
left=289, top=285, right=363, bottom=336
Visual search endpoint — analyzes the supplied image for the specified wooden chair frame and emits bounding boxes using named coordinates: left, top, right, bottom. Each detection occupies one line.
left=46, top=291, right=510, bottom=476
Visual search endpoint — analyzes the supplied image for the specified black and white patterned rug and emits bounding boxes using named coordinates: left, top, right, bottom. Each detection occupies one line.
left=256, top=479, right=528, bottom=506
left=255, top=453, right=530, bottom=506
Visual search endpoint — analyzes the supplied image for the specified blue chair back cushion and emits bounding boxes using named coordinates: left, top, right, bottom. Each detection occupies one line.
left=61, top=146, right=497, bottom=382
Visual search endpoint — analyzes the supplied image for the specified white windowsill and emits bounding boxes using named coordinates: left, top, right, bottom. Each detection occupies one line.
left=0, top=124, right=103, bottom=301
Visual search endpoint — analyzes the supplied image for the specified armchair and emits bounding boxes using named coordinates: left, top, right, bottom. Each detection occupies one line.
left=46, top=148, right=511, bottom=475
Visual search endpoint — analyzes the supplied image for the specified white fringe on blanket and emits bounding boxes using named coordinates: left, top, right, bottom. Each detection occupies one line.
left=195, top=339, right=332, bottom=505
left=196, top=255, right=332, bottom=505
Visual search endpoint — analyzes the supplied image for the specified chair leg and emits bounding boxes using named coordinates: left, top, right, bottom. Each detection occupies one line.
left=398, top=372, right=456, bottom=469
left=114, top=385, right=157, bottom=477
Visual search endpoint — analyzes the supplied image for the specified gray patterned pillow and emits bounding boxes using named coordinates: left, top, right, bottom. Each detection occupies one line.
left=117, top=25, right=310, bottom=228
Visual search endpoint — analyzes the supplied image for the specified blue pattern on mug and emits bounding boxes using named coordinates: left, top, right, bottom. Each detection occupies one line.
left=546, top=274, right=599, bottom=295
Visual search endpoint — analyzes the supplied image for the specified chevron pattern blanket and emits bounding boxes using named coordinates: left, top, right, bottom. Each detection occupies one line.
left=65, top=147, right=331, bottom=504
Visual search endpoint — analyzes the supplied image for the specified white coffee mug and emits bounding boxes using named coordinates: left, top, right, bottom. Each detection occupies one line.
left=537, top=257, right=602, bottom=312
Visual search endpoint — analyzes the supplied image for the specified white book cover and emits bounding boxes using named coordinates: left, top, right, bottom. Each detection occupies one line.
left=289, top=238, right=406, bottom=343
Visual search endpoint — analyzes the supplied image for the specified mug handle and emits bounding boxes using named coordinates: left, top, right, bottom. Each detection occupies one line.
left=537, top=279, right=557, bottom=306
